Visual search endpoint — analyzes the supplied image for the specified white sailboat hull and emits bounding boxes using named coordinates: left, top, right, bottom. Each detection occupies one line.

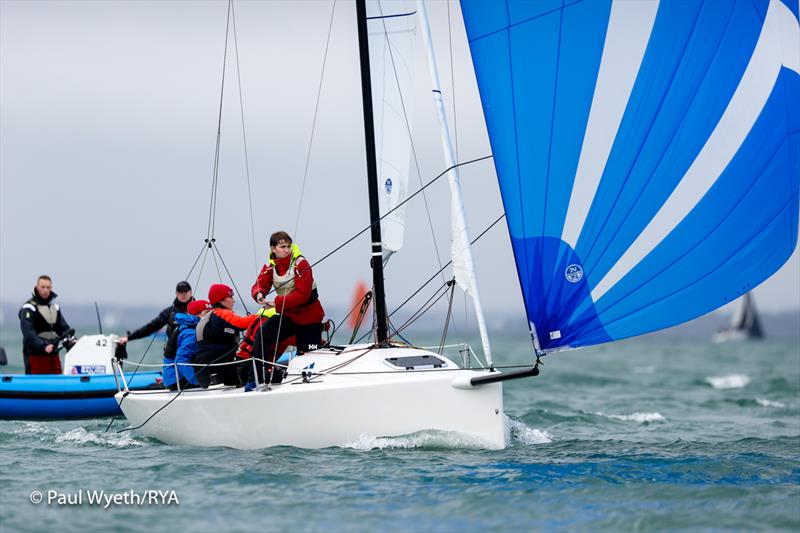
left=115, top=346, right=505, bottom=450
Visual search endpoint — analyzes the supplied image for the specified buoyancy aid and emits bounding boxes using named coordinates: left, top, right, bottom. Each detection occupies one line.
left=196, top=308, right=250, bottom=358
left=270, top=244, right=318, bottom=306
left=21, top=298, right=60, bottom=341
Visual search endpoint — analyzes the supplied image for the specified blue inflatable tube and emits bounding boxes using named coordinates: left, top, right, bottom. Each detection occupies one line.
left=0, top=371, right=162, bottom=419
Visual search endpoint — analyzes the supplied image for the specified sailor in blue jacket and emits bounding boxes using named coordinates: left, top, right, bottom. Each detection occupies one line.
left=162, top=299, right=211, bottom=390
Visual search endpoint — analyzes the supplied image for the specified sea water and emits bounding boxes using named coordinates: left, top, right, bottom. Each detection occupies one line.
left=0, top=331, right=798, bottom=531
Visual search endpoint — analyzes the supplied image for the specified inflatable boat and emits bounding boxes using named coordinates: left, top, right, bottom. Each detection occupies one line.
left=0, top=334, right=162, bottom=419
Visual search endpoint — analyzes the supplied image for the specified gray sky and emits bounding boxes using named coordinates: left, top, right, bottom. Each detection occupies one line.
left=1, top=0, right=798, bottom=327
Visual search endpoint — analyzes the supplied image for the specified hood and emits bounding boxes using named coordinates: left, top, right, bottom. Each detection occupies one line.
left=31, top=289, right=56, bottom=305
left=174, top=313, right=200, bottom=327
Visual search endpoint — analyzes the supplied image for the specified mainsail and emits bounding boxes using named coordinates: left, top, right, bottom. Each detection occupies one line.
left=461, top=0, right=799, bottom=351
left=367, top=0, right=417, bottom=257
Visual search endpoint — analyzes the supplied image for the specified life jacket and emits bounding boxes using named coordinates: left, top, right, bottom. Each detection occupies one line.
left=271, top=244, right=318, bottom=306
left=22, top=298, right=60, bottom=341
left=196, top=309, right=240, bottom=355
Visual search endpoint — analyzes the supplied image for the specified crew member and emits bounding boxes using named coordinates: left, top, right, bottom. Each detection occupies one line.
left=118, top=281, right=194, bottom=346
left=19, top=275, right=74, bottom=374
left=251, top=231, right=325, bottom=383
left=162, top=299, right=211, bottom=391
left=194, top=284, right=258, bottom=388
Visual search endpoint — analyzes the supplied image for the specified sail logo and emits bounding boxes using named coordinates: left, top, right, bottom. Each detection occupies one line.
left=565, top=264, right=583, bottom=283
left=384, top=178, right=393, bottom=195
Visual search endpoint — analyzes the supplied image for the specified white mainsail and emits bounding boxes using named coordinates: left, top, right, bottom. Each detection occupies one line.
left=367, top=0, right=417, bottom=257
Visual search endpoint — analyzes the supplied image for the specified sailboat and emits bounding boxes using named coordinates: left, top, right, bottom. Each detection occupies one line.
left=115, top=0, right=799, bottom=449
left=712, top=292, right=765, bottom=343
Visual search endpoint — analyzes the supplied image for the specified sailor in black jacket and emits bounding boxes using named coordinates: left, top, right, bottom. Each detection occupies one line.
left=19, top=275, right=73, bottom=374
left=119, top=281, right=194, bottom=347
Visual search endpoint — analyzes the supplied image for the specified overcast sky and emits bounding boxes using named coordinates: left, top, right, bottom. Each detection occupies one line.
left=1, top=0, right=798, bottom=331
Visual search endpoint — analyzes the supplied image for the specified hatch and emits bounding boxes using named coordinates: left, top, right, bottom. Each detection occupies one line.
left=384, top=355, right=446, bottom=370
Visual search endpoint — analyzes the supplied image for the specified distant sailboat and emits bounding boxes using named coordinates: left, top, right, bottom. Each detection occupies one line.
left=713, top=292, right=765, bottom=343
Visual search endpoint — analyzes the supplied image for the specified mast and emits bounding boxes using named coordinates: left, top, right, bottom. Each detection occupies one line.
left=356, top=0, right=389, bottom=344
left=416, top=0, right=493, bottom=365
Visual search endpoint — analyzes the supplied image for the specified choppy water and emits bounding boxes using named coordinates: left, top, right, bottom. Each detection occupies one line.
left=1, top=332, right=798, bottom=531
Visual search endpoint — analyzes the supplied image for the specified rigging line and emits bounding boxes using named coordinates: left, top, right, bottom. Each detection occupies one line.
left=194, top=245, right=211, bottom=291
left=185, top=241, right=211, bottom=281
left=104, top=332, right=159, bottom=433
left=391, top=281, right=450, bottom=335
left=292, top=0, right=338, bottom=238
left=207, top=0, right=233, bottom=239
left=210, top=242, right=224, bottom=282
left=353, top=280, right=450, bottom=344
left=377, top=0, right=447, bottom=284
left=230, top=0, right=258, bottom=271
left=447, top=0, right=467, bottom=348
left=310, top=154, right=493, bottom=270
left=438, top=279, right=456, bottom=354
left=246, top=154, right=495, bottom=302
left=211, top=241, right=251, bottom=315
left=117, top=388, right=185, bottom=433
left=388, top=213, right=505, bottom=320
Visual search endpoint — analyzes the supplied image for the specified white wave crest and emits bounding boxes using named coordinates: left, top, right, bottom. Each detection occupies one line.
left=11, top=422, right=144, bottom=447
left=344, top=430, right=496, bottom=451
left=53, top=427, right=145, bottom=448
left=504, top=416, right=553, bottom=445
left=597, top=412, right=666, bottom=423
left=756, top=398, right=786, bottom=408
left=706, top=374, right=750, bottom=389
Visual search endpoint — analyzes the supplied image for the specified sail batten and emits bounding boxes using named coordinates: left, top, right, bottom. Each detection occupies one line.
left=462, top=0, right=799, bottom=351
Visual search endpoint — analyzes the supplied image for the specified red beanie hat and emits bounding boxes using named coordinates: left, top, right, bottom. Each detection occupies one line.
left=208, top=283, right=233, bottom=305
left=187, top=300, right=211, bottom=316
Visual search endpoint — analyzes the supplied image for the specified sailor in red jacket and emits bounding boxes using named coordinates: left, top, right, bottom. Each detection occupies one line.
left=194, top=283, right=258, bottom=387
left=251, top=231, right=325, bottom=381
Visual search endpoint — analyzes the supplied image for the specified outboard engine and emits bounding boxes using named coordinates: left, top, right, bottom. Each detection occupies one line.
left=62, top=335, right=119, bottom=375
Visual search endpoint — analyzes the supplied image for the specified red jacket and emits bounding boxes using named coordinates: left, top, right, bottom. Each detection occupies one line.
left=251, top=252, right=325, bottom=325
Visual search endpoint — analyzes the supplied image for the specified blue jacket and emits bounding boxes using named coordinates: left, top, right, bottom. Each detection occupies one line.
left=163, top=313, right=200, bottom=387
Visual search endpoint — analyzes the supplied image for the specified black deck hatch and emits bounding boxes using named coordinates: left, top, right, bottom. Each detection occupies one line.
left=384, top=355, right=446, bottom=370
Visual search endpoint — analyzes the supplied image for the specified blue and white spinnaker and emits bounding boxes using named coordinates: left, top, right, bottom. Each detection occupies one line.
left=461, top=0, right=799, bottom=351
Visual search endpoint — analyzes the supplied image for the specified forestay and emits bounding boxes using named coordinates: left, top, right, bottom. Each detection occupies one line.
left=368, top=0, right=417, bottom=257
left=461, top=0, right=799, bottom=351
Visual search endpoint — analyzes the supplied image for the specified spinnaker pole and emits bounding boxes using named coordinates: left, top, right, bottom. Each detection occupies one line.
left=356, top=0, right=389, bottom=344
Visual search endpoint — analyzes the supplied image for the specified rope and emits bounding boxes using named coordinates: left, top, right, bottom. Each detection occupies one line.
left=104, top=332, right=159, bottom=432
left=438, top=279, right=456, bottom=354
left=211, top=241, right=250, bottom=314
left=230, top=1, right=258, bottom=271
left=309, top=154, right=493, bottom=272
left=385, top=213, right=505, bottom=322
left=292, top=0, right=338, bottom=237
left=206, top=0, right=233, bottom=241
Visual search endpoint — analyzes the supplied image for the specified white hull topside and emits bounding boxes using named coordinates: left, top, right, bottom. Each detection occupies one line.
left=115, top=345, right=506, bottom=450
